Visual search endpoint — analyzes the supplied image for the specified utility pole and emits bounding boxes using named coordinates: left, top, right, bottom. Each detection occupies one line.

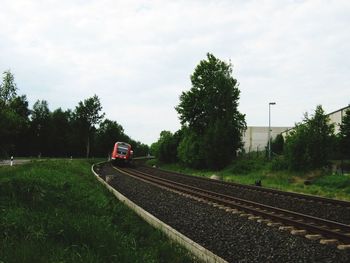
left=268, top=102, right=276, bottom=160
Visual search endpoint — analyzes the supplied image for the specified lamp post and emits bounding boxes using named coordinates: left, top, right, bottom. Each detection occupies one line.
left=268, top=102, right=276, bottom=160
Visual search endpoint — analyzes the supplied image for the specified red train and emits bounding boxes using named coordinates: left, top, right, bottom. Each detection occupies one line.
left=111, top=142, right=133, bottom=165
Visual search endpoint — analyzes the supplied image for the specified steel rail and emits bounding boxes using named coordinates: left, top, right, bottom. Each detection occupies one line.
left=138, top=166, right=350, bottom=207
left=115, top=166, right=350, bottom=244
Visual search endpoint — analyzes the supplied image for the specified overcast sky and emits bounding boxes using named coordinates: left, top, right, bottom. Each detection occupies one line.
left=1, top=0, right=349, bottom=145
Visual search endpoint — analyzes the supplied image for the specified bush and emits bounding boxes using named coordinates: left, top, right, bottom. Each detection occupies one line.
left=228, top=157, right=266, bottom=175
left=269, top=156, right=289, bottom=171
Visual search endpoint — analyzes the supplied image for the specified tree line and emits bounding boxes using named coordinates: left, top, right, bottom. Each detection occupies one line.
left=150, top=53, right=350, bottom=172
left=0, top=70, right=149, bottom=159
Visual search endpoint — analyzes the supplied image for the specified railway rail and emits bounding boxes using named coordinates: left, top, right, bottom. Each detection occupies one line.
left=138, top=166, right=350, bottom=207
left=134, top=166, right=350, bottom=226
left=114, top=165, right=350, bottom=248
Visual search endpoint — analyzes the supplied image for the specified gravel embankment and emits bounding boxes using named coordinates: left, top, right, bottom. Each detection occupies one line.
left=96, top=163, right=350, bottom=263
left=137, top=166, right=350, bottom=225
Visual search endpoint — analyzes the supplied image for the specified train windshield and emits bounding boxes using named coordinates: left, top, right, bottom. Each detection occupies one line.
left=117, top=146, right=129, bottom=155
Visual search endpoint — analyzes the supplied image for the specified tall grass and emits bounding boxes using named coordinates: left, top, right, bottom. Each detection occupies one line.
left=0, top=160, right=195, bottom=263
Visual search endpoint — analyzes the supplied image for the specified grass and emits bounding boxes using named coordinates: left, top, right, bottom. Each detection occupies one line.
left=0, top=159, right=196, bottom=263
left=149, top=157, right=350, bottom=202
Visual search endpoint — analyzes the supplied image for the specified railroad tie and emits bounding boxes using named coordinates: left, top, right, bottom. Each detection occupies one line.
left=291, top=230, right=307, bottom=236
left=257, top=219, right=270, bottom=224
left=248, top=216, right=260, bottom=220
left=267, top=222, right=283, bottom=228
left=320, top=239, right=339, bottom=245
left=279, top=226, right=294, bottom=231
left=305, top=234, right=322, bottom=240
left=337, top=244, right=350, bottom=250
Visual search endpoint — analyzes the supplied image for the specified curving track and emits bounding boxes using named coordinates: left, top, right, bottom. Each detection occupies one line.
left=93, top=162, right=350, bottom=262
left=117, top=166, right=350, bottom=246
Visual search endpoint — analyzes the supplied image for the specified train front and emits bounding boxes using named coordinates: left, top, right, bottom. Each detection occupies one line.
left=111, top=142, right=132, bottom=165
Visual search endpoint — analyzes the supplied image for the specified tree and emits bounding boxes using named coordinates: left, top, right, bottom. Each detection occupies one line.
left=175, top=53, right=246, bottom=169
left=9, top=95, right=31, bottom=156
left=151, top=130, right=183, bottom=163
left=0, top=71, right=28, bottom=157
left=284, top=105, right=335, bottom=170
left=132, top=141, right=149, bottom=157
left=0, top=70, right=17, bottom=106
left=94, top=119, right=125, bottom=157
left=30, top=100, right=51, bottom=156
left=339, top=107, right=350, bottom=159
left=270, top=134, right=284, bottom=155
left=49, top=108, right=72, bottom=156
left=74, top=95, right=105, bottom=158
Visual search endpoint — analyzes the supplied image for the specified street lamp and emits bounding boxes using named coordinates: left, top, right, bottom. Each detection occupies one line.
left=268, top=102, right=276, bottom=160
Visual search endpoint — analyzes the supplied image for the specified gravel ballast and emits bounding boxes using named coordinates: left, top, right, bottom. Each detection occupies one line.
left=96, top=163, right=350, bottom=263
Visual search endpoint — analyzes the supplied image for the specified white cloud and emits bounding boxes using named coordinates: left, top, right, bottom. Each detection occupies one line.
left=1, top=0, right=349, bottom=144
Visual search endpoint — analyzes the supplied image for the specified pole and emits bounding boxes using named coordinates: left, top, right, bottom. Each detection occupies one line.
left=268, top=102, right=276, bottom=160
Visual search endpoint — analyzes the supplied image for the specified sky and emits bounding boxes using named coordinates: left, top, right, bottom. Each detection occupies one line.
left=0, top=0, right=349, bottom=145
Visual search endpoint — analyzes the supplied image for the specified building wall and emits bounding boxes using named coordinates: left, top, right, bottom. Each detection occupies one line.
left=242, top=106, right=349, bottom=153
left=328, top=106, right=350, bottom=134
left=242, top=126, right=291, bottom=153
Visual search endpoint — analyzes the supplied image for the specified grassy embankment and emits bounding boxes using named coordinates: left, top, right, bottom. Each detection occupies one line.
left=0, top=159, right=195, bottom=263
left=148, top=157, right=350, bottom=201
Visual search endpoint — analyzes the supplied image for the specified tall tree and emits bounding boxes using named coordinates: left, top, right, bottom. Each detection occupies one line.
left=30, top=100, right=50, bottom=157
left=74, top=95, right=105, bottom=158
left=49, top=108, right=72, bottom=156
left=151, top=130, right=182, bottom=163
left=0, top=70, right=17, bottom=106
left=175, top=53, right=246, bottom=169
left=284, top=105, right=335, bottom=170
left=0, top=71, right=27, bottom=157
left=339, top=108, right=350, bottom=159
left=9, top=95, right=31, bottom=156
left=94, top=119, right=125, bottom=157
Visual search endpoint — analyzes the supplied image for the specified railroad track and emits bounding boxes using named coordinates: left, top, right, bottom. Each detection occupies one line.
left=113, top=165, right=350, bottom=249
left=138, top=166, right=350, bottom=208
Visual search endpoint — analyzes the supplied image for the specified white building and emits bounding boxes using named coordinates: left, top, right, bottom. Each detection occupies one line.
left=328, top=105, right=350, bottom=134
left=242, top=105, right=350, bottom=153
left=242, top=126, right=291, bottom=153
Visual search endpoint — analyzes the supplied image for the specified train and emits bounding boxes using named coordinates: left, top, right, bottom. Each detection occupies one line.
left=111, top=142, right=133, bottom=165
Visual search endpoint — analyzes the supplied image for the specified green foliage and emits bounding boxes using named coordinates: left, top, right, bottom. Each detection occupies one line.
left=177, top=129, right=204, bottom=168
left=0, top=160, right=194, bottom=262
left=0, top=70, right=149, bottom=158
left=269, top=155, right=289, bottom=171
left=339, top=107, right=350, bottom=159
left=74, top=95, right=105, bottom=158
left=30, top=100, right=51, bottom=157
left=151, top=130, right=183, bottom=163
left=227, top=157, right=266, bottom=175
left=270, top=134, right=284, bottom=155
left=0, top=71, right=30, bottom=158
left=0, top=70, right=17, bottom=105
left=284, top=105, right=335, bottom=171
left=312, top=174, right=350, bottom=190
left=93, top=119, right=149, bottom=157
left=175, top=53, right=246, bottom=169
left=94, top=119, right=125, bottom=156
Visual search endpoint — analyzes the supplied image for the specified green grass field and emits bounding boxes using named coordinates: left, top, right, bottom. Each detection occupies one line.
left=0, top=159, right=195, bottom=263
left=151, top=158, right=350, bottom=202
